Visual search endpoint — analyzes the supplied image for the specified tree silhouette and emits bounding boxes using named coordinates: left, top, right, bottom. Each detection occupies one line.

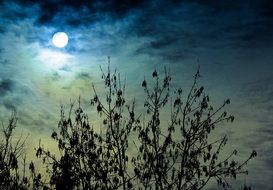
left=0, top=111, right=29, bottom=189
left=1, top=66, right=256, bottom=190
left=35, top=65, right=139, bottom=190
left=133, top=67, right=257, bottom=189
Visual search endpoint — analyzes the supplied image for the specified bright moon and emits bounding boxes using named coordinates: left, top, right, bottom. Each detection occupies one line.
left=52, top=32, right=69, bottom=48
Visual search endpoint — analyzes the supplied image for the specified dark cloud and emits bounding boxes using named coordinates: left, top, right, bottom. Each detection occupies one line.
left=150, top=37, right=177, bottom=49
left=248, top=0, right=273, bottom=18
left=18, top=110, right=53, bottom=133
left=59, top=65, right=72, bottom=72
left=239, top=77, right=273, bottom=188
left=0, top=0, right=146, bottom=26
left=3, top=98, right=20, bottom=110
left=51, top=72, right=61, bottom=81
left=260, top=124, right=273, bottom=142
left=129, top=0, right=273, bottom=62
left=75, top=72, right=92, bottom=80
left=176, top=0, right=273, bottom=17
left=1, top=0, right=272, bottom=63
left=0, top=79, right=14, bottom=96
left=242, top=76, right=273, bottom=113
left=247, top=123, right=273, bottom=189
left=0, top=79, right=32, bottom=111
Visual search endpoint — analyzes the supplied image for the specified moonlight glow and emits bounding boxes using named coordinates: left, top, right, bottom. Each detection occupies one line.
left=52, top=32, right=69, bottom=48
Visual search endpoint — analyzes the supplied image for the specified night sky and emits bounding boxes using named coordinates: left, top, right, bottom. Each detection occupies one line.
left=0, top=0, right=273, bottom=189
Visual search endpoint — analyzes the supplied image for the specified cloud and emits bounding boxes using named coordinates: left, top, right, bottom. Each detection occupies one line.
left=75, top=72, right=92, bottom=80
left=0, top=0, right=146, bottom=26
left=0, top=79, right=14, bottom=96
left=231, top=76, right=273, bottom=189
left=124, top=0, right=273, bottom=63
left=0, top=78, right=33, bottom=109
left=241, top=76, right=273, bottom=114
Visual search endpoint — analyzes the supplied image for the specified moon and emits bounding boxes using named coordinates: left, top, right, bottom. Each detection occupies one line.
left=52, top=32, right=69, bottom=48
